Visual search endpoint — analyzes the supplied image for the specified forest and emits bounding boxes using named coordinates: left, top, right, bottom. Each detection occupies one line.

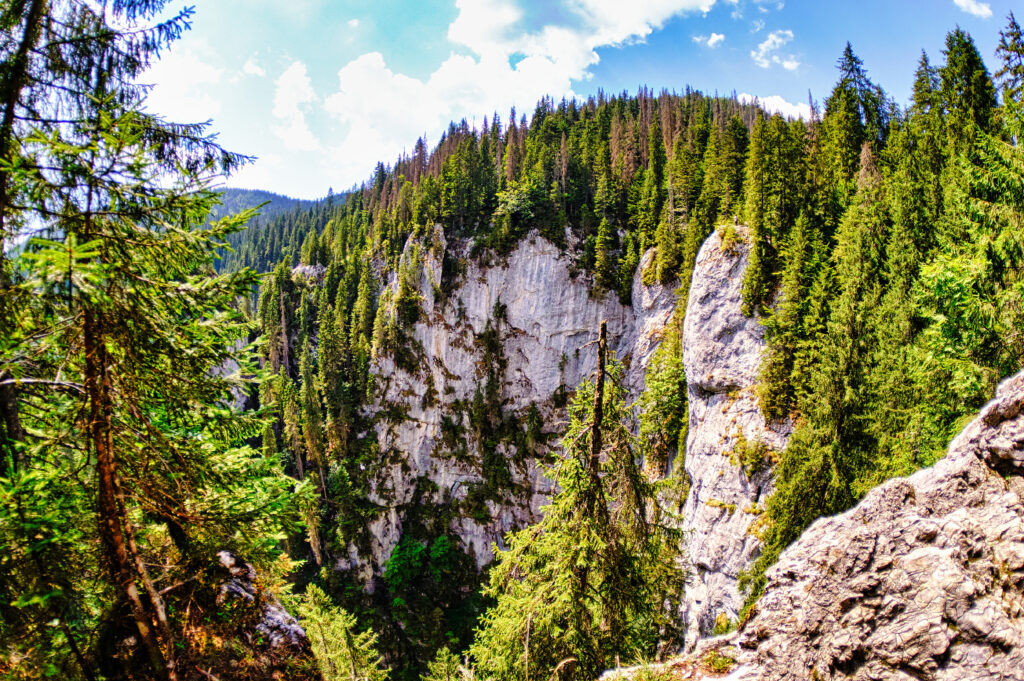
left=2, top=1, right=1024, bottom=680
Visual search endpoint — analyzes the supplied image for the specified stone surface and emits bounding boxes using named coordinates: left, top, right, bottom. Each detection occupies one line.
left=648, top=368, right=1024, bottom=681
left=679, top=225, right=790, bottom=648
left=216, top=550, right=312, bottom=652
left=355, top=227, right=677, bottom=578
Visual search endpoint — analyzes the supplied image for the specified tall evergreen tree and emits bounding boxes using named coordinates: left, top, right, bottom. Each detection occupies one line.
left=1, top=4, right=307, bottom=677
left=470, top=326, right=682, bottom=681
left=940, top=28, right=998, bottom=150
left=995, top=12, right=1024, bottom=102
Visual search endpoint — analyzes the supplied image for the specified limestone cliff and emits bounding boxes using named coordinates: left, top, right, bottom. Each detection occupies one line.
left=311, top=222, right=786, bottom=659
left=680, top=225, right=790, bottom=647
left=349, top=227, right=677, bottom=580
left=630, top=367, right=1024, bottom=681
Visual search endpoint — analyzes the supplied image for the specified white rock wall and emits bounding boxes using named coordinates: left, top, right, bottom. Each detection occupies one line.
left=680, top=225, right=790, bottom=648
left=359, top=227, right=676, bottom=576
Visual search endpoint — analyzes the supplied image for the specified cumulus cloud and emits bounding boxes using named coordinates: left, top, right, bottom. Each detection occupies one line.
left=272, top=61, right=319, bottom=151
left=738, top=92, right=810, bottom=120
left=952, top=0, right=992, bottom=18
left=146, top=48, right=223, bottom=121
left=750, top=29, right=799, bottom=70
left=242, top=57, right=266, bottom=77
left=347, top=18, right=360, bottom=28
left=693, top=32, right=725, bottom=47
left=320, top=0, right=722, bottom=185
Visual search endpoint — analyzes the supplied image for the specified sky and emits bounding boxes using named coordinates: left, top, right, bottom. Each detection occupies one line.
left=145, top=0, right=1020, bottom=199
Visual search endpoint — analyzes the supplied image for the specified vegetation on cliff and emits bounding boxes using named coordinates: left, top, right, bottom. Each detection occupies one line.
left=3, top=1, right=1024, bottom=680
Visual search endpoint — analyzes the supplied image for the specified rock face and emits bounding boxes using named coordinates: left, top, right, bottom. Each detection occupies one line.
left=354, top=227, right=677, bottom=578
left=216, top=551, right=312, bottom=652
left=679, top=225, right=790, bottom=647
left=670, top=368, right=1024, bottom=681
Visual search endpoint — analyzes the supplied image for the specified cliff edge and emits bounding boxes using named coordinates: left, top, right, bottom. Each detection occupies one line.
left=629, top=367, right=1024, bottom=681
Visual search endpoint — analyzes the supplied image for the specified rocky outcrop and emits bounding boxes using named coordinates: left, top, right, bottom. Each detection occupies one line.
left=679, top=225, right=790, bottom=647
left=655, top=368, right=1024, bottom=681
left=216, top=551, right=312, bottom=652
left=353, top=227, right=677, bottom=579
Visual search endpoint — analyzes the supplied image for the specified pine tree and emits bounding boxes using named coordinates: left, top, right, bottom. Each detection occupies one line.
left=422, top=647, right=463, bottom=681
left=757, top=211, right=817, bottom=420
left=298, top=584, right=389, bottom=681
left=470, top=323, right=682, bottom=681
left=594, top=217, right=617, bottom=293
left=995, top=12, right=1024, bottom=102
left=940, top=28, right=998, bottom=151
left=1, top=3, right=306, bottom=674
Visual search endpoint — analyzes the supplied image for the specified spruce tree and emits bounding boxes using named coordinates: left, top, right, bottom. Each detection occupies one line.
left=299, top=584, right=389, bottom=681
left=1, top=3, right=307, bottom=675
left=995, top=12, right=1024, bottom=102
left=470, top=324, right=682, bottom=681
left=940, top=28, right=998, bottom=150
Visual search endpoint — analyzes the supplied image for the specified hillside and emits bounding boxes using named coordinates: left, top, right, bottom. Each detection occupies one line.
left=3, top=4, right=1024, bottom=681
left=228, top=26, right=1024, bottom=680
left=210, top=188, right=319, bottom=223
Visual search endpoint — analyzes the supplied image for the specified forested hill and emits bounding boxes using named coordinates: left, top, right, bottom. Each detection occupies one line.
left=5, top=1, right=1024, bottom=679
left=218, top=87, right=761, bottom=301
left=233, top=22, right=1024, bottom=678
left=211, top=188, right=318, bottom=222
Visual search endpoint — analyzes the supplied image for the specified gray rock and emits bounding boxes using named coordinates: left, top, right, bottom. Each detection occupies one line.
left=216, top=550, right=311, bottom=651
left=679, top=225, right=791, bottom=648
left=661, top=369, right=1024, bottom=681
left=354, top=227, right=677, bottom=578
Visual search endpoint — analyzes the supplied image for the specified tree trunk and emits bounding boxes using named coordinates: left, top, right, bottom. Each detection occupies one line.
left=0, top=0, right=47, bottom=238
left=0, top=0, right=48, bottom=474
left=279, top=288, right=290, bottom=375
left=84, top=309, right=177, bottom=681
left=589, top=320, right=607, bottom=473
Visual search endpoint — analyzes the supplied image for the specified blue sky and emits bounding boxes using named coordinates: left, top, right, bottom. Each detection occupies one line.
left=145, top=0, right=1019, bottom=199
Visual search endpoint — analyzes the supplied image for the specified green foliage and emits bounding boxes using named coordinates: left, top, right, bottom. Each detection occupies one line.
left=470, top=359, right=684, bottom=681
left=741, top=34, right=1024, bottom=614
left=741, top=114, right=806, bottom=316
left=996, top=12, right=1024, bottom=102
left=638, top=324, right=687, bottom=475
left=299, top=584, right=390, bottom=681
left=699, top=649, right=736, bottom=674
left=712, top=613, right=737, bottom=637
left=422, top=647, right=464, bottom=681
left=727, top=431, right=773, bottom=478
left=940, top=28, right=998, bottom=151
left=0, top=2, right=308, bottom=677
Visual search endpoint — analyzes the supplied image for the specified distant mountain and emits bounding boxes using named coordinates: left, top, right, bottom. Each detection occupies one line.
left=209, top=188, right=317, bottom=223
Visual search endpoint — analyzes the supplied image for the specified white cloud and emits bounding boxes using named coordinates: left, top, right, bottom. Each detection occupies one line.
left=750, top=29, right=799, bottom=70
left=318, top=0, right=723, bottom=186
left=242, top=57, right=266, bottom=77
left=272, top=61, right=319, bottom=151
left=347, top=18, right=360, bottom=28
left=738, top=93, right=810, bottom=120
left=952, top=0, right=992, bottom=18
left=146, top=48, right=223, bottom=121
left=693, top=32, right=725, bottom=47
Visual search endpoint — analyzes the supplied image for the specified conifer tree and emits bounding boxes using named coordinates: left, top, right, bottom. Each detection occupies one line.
left=470, top=324, right=682, bottom=681
left=940, top=28, right=998, bottom=150
left=594, top=217, right=617, bottom=293
left=757, top=211, right=817, bottom=420
left=1, top=4, right=306, bottom=677
left=996, top=12, right=1024, bottom=102
left=299, top=584, right=389, bottom=681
